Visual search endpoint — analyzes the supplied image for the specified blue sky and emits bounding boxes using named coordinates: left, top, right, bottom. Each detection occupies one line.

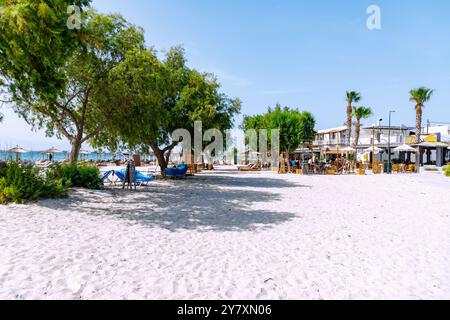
left=1, top=0, right=449, bottom=150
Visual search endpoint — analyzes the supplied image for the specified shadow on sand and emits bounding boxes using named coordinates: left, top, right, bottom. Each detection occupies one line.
left=38, top=171, right=309, bottom=232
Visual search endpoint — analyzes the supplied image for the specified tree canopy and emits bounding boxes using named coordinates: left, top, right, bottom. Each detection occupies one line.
left=242, top=104, right=316, bottom=153
left=0, top=0, right=92, bottom=100
left=94, top=46, right=241, bottom=173
left=352, top=106, right=373, bottom=146
left=409, top=87, right=434, bottom=142
left=0, top=1, right=241, bottom=169
left=409, top=87, right=433, bottom=107
left=1, top=6, right=145, bottom=161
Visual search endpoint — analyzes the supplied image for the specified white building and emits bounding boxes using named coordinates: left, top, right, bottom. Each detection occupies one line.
left=427, top=125, right=450, bottom=143
left=309, top=123, right=449, bottom=166
left=313, top=126, right=348, bottom=151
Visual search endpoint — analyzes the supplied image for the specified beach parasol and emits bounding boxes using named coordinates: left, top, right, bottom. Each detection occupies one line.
left=364, top=146, right=382, bottom=154
left=40, top=147, right=64, bottom=161
left=393, top=144, right=417, bottom=152
left=40, top=147, right=64, bottom=154
left=341, top=146, right=356, bottom=153
left=8, top=146, right=29, bottom=161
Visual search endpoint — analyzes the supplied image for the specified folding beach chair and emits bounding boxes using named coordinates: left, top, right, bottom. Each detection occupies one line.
left=164, top=164, right=188, bottom=178
left=114, top=169, right=155, bottom=186
left=101, top=170, right=114, bottom=185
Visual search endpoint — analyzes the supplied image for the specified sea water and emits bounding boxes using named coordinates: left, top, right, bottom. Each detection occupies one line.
left=0, top=151, right=151, bottom=162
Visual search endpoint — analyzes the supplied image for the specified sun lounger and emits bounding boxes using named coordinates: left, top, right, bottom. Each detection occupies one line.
left=35, top=160, right=53, bottom=169
left=238, top=163, right=261, bottom=172
left=134, top=170, right=155, bottom=183
left=101, top=170, right=114, bottom=184
left=113, top=170, right=155, bottom=185
left=238, top=167, right=261, bottom=172
left=164, top=164, right=188, bottom=178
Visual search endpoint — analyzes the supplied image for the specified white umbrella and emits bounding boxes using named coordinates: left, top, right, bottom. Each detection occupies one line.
left=393, top=144, right=417, bottom=152
left=341, top=147, right=356, bottom=152
left=364, top=146, right=382, bottom=154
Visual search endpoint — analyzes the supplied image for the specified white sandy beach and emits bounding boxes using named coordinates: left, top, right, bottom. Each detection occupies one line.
left=0, top=166, right=449, bottom=300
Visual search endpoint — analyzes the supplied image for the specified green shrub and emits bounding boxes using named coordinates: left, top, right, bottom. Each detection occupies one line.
left=0, top=162, right=67, bottom=204
left=49, top=163, right=102, bottom=189
left=445, top=166, right=450, bottom=177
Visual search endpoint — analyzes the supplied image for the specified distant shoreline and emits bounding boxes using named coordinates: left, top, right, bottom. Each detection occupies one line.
left=0, top=151, right=155, bottom=162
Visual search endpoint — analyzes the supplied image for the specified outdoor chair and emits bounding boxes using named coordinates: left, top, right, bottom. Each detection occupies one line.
left=114, top=169, right=155, bottom=185
left=164, top=164, right=188, bottom=178
left=101, top=170, right=114, bottom=185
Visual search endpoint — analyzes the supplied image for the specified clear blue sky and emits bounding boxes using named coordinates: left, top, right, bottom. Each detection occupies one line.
left=1, top=0, right=449, bottom=150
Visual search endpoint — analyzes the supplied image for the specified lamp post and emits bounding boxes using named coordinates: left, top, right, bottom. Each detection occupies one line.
left=387, top=110, right=396, bottom=174
left=372, top=125, right=375, bottom=171
left=372, top=118, right=383, bottom=173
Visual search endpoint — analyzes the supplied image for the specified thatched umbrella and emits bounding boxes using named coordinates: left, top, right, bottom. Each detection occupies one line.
left=8, top=146, right=29, bottom=161
left=40, top=147, right=64, bottom=161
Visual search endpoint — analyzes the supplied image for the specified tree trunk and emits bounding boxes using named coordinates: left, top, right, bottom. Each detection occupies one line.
left=165, top=149, right=172, bottom=165
left=286, top=152, right=291, bottom=173
left=151, top=145, right=167, bottom=176
left=416, top=105, right=422, bottom=143
left=346, top=102, right=353, bottom=146
left=70, top=137, right=82, bottom=163
left=354, top=118, right=361, bottom=147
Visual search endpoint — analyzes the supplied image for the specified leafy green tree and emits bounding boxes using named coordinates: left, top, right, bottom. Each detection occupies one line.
left=2, top=11, right=145, bottom=162
left=298, top=111, right=316, bottom=147
left=242, top=114, right=268, bottom=133
left=345, top=91, right=362, bottom=146
left=0, top=0, right=91, bottom=101
left=94, top=47, right=241, bottom=174
left=92, top=48, right=166, bottom=155
left=242, top=104, right=316, bottom=153
left=409, top=87, right=434, bottom=143
left=352, top=106, right=373, bottom=146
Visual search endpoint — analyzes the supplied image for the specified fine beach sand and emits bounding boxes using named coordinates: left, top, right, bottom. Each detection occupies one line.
left=0, top=166, right=449, bottom=300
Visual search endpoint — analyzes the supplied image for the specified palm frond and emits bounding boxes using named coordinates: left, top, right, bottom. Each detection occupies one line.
left=352, top=106, right=373, bottom=119
left=409, top=87, right=434, bottom=105
left=346, top=91, right=362, bottom=103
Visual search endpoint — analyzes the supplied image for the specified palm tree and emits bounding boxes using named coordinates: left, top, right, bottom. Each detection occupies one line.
left=352, top=106, right=373, bottom=146
left=346, top=91, right=362, bottom=146
left=409, top=87, right=434, bottom=143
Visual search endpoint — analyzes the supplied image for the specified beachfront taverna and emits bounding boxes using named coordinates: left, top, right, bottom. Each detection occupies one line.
left=303, top=124, right=450, bottom=167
